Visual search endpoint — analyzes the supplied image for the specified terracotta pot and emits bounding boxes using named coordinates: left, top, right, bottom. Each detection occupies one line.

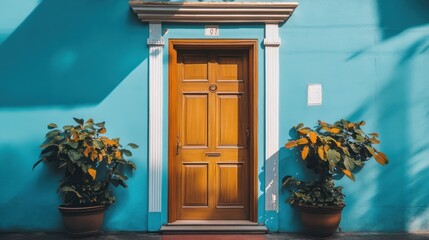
left=298, top=204, right=345, bottom=237
left=58, top=205, right=106, bottom=236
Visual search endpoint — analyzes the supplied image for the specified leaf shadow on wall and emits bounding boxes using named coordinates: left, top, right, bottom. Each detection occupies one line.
left=344, top=0, right=429, bottom=231
left=0, top=0, right=148, bottom=107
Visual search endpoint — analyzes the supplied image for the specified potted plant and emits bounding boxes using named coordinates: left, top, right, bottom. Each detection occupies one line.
left=282, top=119, right=388, bottom=237
left=33, top=118, right=138, bottom=236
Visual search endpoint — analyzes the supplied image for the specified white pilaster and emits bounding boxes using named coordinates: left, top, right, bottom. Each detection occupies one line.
left=264, top=23, right=280, bottom=211
left=148, top=22, right=164, bottom=213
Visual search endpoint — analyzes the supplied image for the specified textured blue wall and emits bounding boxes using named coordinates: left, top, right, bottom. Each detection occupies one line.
left=279, top=0, right=429, bottom=232
left=1, top=0, right=429, bottom=233
left=0, top=0, right=149, bottom=231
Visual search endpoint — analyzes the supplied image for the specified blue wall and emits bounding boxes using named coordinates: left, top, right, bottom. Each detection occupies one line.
left=1, top=0, right=429, bottom=233
left=279, top=0, right=429, bottom=232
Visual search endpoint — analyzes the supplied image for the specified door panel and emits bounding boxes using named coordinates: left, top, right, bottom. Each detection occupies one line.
left=182, top=54, right=209, bottom=82
left=182, top=93, right=209, bottom=147
left=174, top=49, right=249, bottom=220
left=216, top=55, right=246, bottom=82
left=182, top=163, right=209, bottom=207
left=217, top=93, right=246, bottom=148
left=217, top=163, right=245, bottom=207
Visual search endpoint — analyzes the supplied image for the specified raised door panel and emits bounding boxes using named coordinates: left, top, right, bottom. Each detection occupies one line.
left=216, top=55, right=244, bottom=82
left=217, top=93, right=246, bottom=148
left=182, top=163, right=209, bottom=207
left=182, top=55, right=209, bottom=82
left=182, top=93, right=208, bottom=147
left=216, top=163, right=245, bottom=207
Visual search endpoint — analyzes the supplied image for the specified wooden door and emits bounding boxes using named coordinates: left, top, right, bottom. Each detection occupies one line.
left=172, top=49, right=250, bottom=220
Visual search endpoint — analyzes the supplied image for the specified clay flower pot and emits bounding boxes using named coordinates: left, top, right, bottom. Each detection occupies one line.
left=58, top=205, right=106, bottom=236
left=299, top=204, right=345, bottom=237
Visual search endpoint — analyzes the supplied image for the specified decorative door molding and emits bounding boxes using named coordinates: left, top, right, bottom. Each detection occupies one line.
left=130, top=1, right=298, bottom=216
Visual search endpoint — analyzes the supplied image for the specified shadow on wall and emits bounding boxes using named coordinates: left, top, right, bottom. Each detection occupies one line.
left=377, top=0, right=429, bottom=40
left=0, top=0, right=148, bottom=107
left=344, top=0, right=429, bottom=231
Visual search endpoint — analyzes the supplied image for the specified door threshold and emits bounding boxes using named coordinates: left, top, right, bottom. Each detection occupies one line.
left=168, top=220, right=259, bottom=226
left=162, top=220, right=267, bottom=234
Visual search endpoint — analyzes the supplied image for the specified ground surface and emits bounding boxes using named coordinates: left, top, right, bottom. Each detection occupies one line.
left=1, top=232, right=429, bottom=240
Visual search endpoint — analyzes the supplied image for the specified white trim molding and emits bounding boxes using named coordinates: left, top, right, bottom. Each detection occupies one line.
left=130, top=0, right=299, bottom=219
left=129, top=1, right=298, bottom=23
left=264, top=23, right=280, bottom=211
left=148, top=22, right=164, bottom=213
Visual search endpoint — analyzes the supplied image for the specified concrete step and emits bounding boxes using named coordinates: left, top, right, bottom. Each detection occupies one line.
left=167, top=220, right=259, bottom=226
left=161, top=221, right=267, bottom=234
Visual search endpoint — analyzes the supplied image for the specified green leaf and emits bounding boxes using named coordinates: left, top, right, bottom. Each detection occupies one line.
left=344, top=156, right=355, bottom=171
left=327, top=149, right=341, bottom=163
left=341, top=147, right=351, bottom=156
left=40, top=142, right=56, bottom=150
left=121, top=149, right=132, bottom=157
left=127, top=161, right=137, bottom=170
left=85, top=119, right=94, bottom=125
left=353, top=159, right=364, bottom=167
left=67, top=163, right=75, bottom=174
left=60, top=186, right=82, bottom=198
left=365, top=145, right=376, bottom=157
left=48, top=123, right=57, bottom=129
left=73, top=117, right=84, bottom=126
left=354, top=128, right=365, bottom=136
left=94, top=182, right=101, bottom=191
left=32, top=158, right=45, bottom=170
left=67, top=149, right=82, bottom=162
left=54, top=135, right=65, bottom=141
left=65, top=141, right=79, bottom=149
left=110, top=179, right=120, bottom=187
left=282, top=176, right=300, bottom=188
left=81, top=164, right=89, bottom=173
left=63, top=125, right=73, bottom=131
left=92, top=140, right=103, bottom=149
left=58, top=161, right=67, bottom=169
left=355, top=134, right=365, bottom=142
left=46, top=130, right=61, bottom=138
left=95, top=121, right=105, bottom=128
left=348, top=143, right=359, bottom=153
left=127, top=143, right=139, bottom=149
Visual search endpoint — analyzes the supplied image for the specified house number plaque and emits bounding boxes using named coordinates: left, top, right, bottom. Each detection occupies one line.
left=205, top=25, right=219, bottom=37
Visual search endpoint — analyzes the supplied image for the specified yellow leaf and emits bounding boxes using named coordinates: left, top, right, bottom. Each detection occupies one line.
left=301, top=146, right=309, bottom=160
left=347, top=123, right=355, bottom=128
left=91, top=151, right=98, bottom=161
left=285, top=141, right=298, bottom=149
left=358, top=121, right=366, bottom=126
left=115, top=150, right=122, bottom=158
left=369, top=132, right=379, bottom=137
left=342, top=169, right=355, bottom=181
left=101, top=137, right=118, bottom=146
left=324, top=144, right=330, bottom=153
left=83, top=146, right=91, bottom=158
left=98, top=128, right=106, bottom=134
left=330, top=128, right=341, bottom=134
left=98, top=154, right=103, bottom=162
left=374, top=152, right=389, bottom=165
left=333, top=139, right=341, bottom=147
left=88, top=168, right=96, bottom=180
left=298, top=128, right=311, bottom=135
left=296, top=138, right=309, bottom=145
left=309, top=132, right=317, bottom=144
left=318, top=147, right=326, bottom=160
left=318, top=120, right=327, bottom=127
left=73, top=133, right=79, bottom=142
